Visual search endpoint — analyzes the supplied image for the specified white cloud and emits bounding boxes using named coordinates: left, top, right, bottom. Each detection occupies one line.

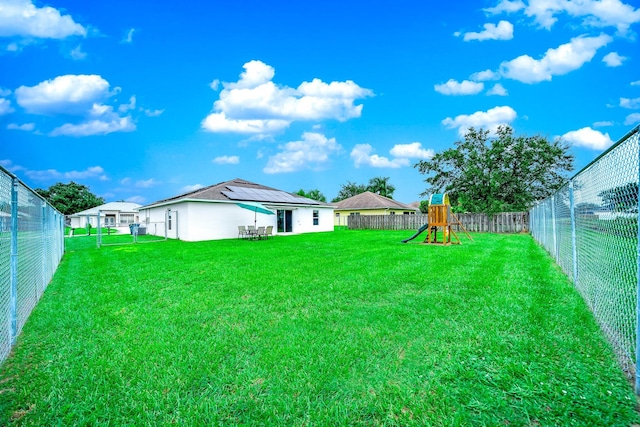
left=434, top=79, right=484, bottom=95
left=136, top=178, right=159, bottom=188
left=593, top=120, right=614, bottom=127
left=143, top=108, right=164, bottom=117
left=202, top=112, right=290, bottom=134
left=0, top=0, right=87, bottom=39
left=50, top=116, right=135, bottom=137
left=632, top=80, right=640, bottom=86
left=562, top=127, right=613, bottom=150
left=213, top=155, right=240, bottom=165
left=0, top=98, right=14, bottom=115
left=15, top=74, right=111, bottom=114
left=602, top=52, right=626, bottom=67
left=488, top=0, right=640, bottom=34
left=620, top=97, right=640, bottom=109
left=461, top=20, right=514, bottom=41
left=181, top=184, right=204, bottom=193
left=23, top=165, right=107, bottom=182
left=442, top=105, right=517, bottom=136
left=7, top=122, right=35, bottom=131
left=499, top=34, right=612, bottom=83
left=126, top=195, right=146, bottom=204
left=66, top=166, right=106, bottom=180
left=209, top=79, right=220, bottom=90
left=69, top=44, right=86, bottom=60
left=203, top=60, right=373, bottom=136
left=487, top=83, right=508, bottom=96
left=264, top=132, right=342, bottom=173
left=484, top=0, right=525, bottom=15
left=389, top=142, right=434, bottom=159
left=15, top=74, right=138, bottom=137
left=122, top=28, right=135, bottom=44
left=350, top=144, right=410, bottom=169
left=470, top=69, right=499, bottom=81
left=118, top=96, right=136, bottom=113
left=625, top=113, right=640, bottom=125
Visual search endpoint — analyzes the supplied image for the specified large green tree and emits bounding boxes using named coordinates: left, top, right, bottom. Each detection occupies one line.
left=295, top=188, right=327, bottom=202
left=414, top=126, right=573, bottom=215
left=35, top=181, right=105, bottom=215
left=367, top=176, right=396, bottom=199
left=331, top=181, right=368, bottom=203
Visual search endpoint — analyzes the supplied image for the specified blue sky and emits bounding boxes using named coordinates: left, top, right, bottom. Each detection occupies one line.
left=1, top=0, right=640, bottom=205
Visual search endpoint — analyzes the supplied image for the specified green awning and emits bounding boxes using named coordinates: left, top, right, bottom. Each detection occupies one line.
left=236, top=202, right=275, bottom=216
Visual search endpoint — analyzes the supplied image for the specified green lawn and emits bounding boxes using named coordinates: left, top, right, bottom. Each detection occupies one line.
left=1, top=230, right=638, bottom=426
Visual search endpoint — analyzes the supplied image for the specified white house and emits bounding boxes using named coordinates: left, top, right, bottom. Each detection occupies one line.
left=138, top=178, right=334, bottom=241
left=68, top=202, right=142, bottom=232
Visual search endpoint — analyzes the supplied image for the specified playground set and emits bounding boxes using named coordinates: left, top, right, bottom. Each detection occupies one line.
left=402, top=193, right=472, bottom=245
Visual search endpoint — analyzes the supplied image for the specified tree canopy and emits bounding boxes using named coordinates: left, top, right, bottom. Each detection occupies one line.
left=414, top=126, right=574, bottom=215
left=331, top=181, right=368, bottom=203
left=331, top=177, right=396, bottom=203
left=367, top=176, right=395, bottom=199
left=295, top=189, right=327, bottom=203
left=598, top=182, right=637, bottom=212
left=35, top=181, right=105, bottom=215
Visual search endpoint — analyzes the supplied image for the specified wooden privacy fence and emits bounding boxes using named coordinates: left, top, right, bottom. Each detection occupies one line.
left=347, top=212, right=529, bottom=233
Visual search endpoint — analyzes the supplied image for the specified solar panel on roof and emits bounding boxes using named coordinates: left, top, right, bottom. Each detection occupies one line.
left=224, top=185, right=320, bottom=204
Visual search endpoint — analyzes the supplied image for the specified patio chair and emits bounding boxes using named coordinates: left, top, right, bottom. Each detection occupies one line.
left=264, top=225, right=274, bottom=239
left=256, top=226, right=266, bottom=239
left=238, top=225, right=248, bottom=239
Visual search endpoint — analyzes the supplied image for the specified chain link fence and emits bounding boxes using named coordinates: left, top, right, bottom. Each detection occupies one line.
left=0, top=166, right=64, bottom=365
left=530, top=125, right=640, bottom=391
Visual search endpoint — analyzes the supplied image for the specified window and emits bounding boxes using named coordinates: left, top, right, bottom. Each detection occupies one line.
left=390, top=211, right=396, bottom=215
left=105, top=215, right=116, bottom=226
left=313, top=210, right=319, bottom=226
left=120, top=213, right=135, bottom=225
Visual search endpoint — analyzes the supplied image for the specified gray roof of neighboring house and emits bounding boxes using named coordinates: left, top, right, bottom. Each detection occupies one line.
left=70, top=202, right=142, bottom=217
left=333, top=191, right=418, bottom=211
left=141, top=178, right=330, bottom=208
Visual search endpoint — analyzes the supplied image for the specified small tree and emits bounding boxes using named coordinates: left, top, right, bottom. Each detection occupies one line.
left=295, top=189, right=327, bottom=202
left=419, top=200, right=429, bottom=214
left=331, top=181, right=368, bottom=203
left=367, top=176, right=396, bottom=199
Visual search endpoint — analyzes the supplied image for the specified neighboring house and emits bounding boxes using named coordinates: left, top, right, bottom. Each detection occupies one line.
left=68, top=202, right=142, bottom=231
left=333, top=191, right=418, bottom=226
left=137, top=178, right=334, bottom=242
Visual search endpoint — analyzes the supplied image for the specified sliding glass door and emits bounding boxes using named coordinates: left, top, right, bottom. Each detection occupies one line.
left=277, top=210, right=292, bottom=232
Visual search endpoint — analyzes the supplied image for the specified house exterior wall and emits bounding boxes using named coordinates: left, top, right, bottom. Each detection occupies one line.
left=287, top=205, right=334, bottom=234
left=139, top=201, right=334, bottom=242
left=70, top=210, right=139, bottom=228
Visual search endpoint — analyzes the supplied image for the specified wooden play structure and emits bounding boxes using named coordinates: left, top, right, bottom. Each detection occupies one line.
left=424, top=193, right=472, bottom=245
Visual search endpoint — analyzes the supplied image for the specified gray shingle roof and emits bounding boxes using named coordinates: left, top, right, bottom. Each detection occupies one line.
left=333, top=192, right=417, bottom=211
left=142, top=178, right=328, bottom=208
left=70, top=202, right=142, bottom=216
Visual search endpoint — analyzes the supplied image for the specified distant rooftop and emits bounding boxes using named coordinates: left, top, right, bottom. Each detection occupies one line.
left=333, top=191, right=417, bottom=211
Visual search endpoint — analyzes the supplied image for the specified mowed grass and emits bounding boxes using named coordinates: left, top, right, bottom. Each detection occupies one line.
left=1, top=230, right=638, bottom=426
